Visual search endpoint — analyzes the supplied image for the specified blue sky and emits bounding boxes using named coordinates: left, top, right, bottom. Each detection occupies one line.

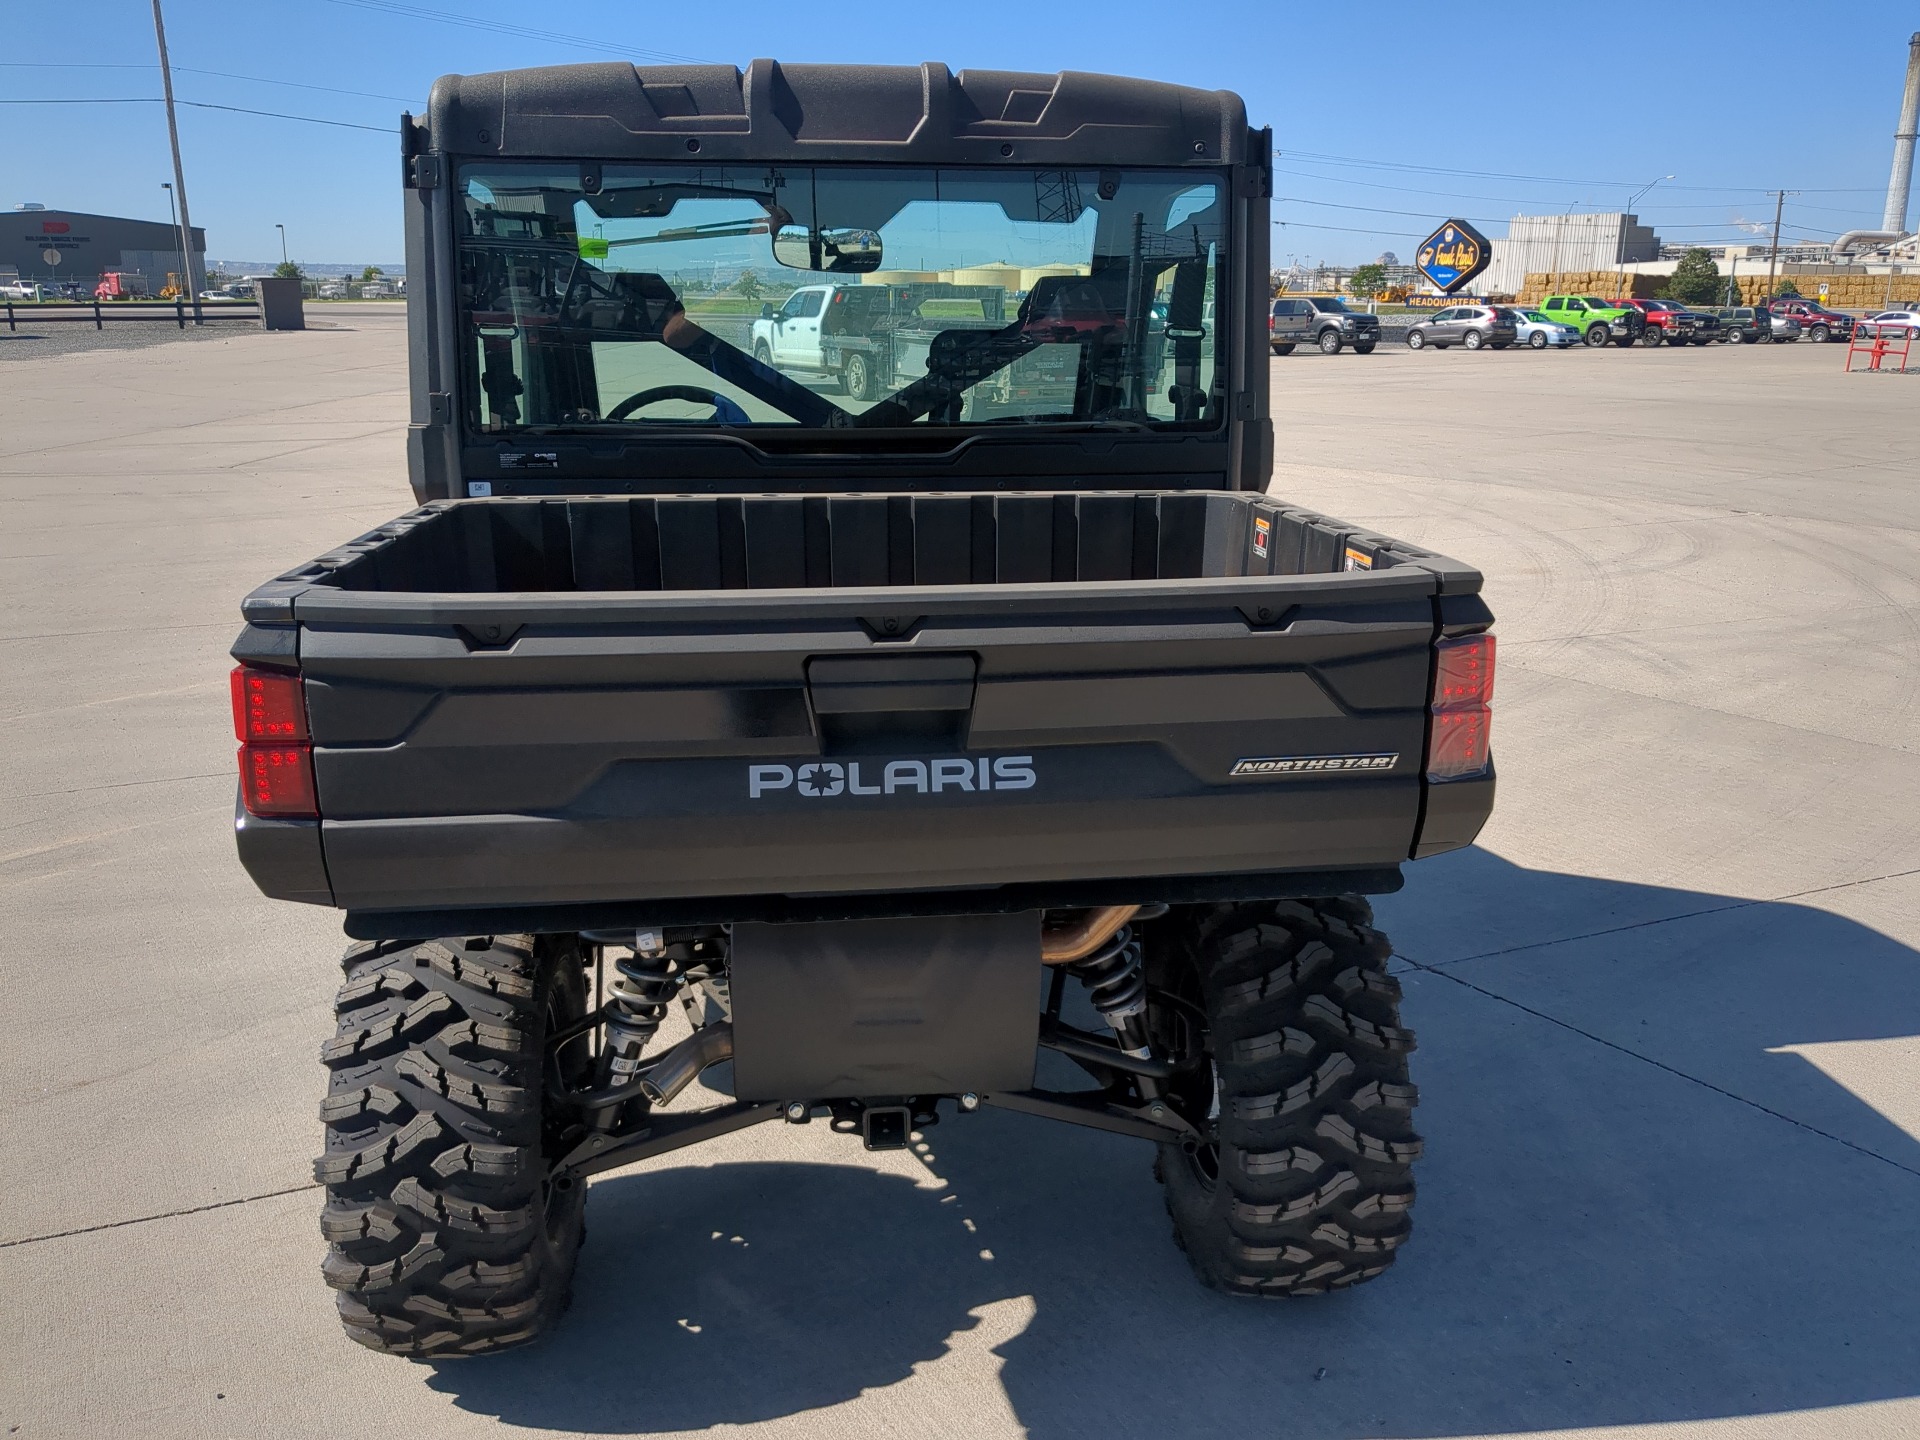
left=2, top=1, right=1914, bottom=266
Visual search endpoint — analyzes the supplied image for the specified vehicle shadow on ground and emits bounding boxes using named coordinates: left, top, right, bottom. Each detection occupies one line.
left=426, top=849, right=1920, bottom=1437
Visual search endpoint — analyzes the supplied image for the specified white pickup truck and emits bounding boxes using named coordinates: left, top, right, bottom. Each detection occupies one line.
left=748, top=283, right=851, bottom=374
left=748, top=282, right=1009, bottom=400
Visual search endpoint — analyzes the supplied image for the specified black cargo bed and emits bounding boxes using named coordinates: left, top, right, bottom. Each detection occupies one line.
left=244, top=491, right=1481, bottom=610
left=234, top=490, right=1490, bottom=933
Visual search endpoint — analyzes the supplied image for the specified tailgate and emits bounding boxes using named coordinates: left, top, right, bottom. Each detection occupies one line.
left=233, top=496, right=1490, bottom=929
left=296, top=579, right=1436, bottom=919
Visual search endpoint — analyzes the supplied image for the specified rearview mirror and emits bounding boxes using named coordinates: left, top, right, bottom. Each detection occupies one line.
left=771, top=224, right=883, bottom=274
left=760, top=302, right=774, bottom=319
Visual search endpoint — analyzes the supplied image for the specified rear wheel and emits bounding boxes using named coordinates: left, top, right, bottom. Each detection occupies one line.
left=842, top=350, right=874, bottom=402
left=1462, top=329, right=1485, bottom=351
left=1641, top=329, right=1663, bottom=347
left=317, top=935, right=590, bottom=1356
left=1147, top=899, right=1421, bottom=1297
left=1318, top=330, right=1344, bottom=355
left=1271, top=342, right=1296, bottom=356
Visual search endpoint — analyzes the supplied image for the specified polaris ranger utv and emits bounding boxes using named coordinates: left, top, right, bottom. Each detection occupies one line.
left=229, top=59, right=1496, bottom=1356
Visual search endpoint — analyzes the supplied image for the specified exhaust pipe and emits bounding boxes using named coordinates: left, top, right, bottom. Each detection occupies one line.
left=638, top=1023, right=734, bottom=1106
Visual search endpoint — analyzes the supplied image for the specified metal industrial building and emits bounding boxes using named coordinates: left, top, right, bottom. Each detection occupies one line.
left=1478, top=212, right=1660, bottom=296
left=4, top=205, right=205, bottom=290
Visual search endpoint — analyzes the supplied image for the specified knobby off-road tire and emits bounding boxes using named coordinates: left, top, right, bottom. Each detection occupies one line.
left=317, top=935, right=590, bottom=1356
left=1148, top=898, right=1420, bottom=1297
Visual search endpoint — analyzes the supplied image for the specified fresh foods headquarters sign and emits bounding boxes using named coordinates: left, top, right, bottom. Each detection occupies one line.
left=1416, top=219, right=1491, bottom=293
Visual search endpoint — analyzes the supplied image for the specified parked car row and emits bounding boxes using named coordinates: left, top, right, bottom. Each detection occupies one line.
left=1281, top=293, right=1914, bottom=357
left=0, top=279, right=95, bottom=301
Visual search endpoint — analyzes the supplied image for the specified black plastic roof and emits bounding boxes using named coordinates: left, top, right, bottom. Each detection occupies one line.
left=421, top=61, right=1250, bottom=168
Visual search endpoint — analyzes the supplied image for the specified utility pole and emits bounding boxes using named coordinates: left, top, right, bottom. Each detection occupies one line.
left=150, top=0, right=202, bottom=324
left=1764, top=189, right=1797, bottom=300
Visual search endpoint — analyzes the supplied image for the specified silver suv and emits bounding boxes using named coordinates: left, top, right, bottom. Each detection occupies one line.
left=1269, top=296, right=1381, bottom=355
left=1405, top=304, right=1519, bottom=352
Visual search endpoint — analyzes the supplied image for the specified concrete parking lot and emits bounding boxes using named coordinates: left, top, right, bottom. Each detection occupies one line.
left=3, top=316, right=1917, bottom=1439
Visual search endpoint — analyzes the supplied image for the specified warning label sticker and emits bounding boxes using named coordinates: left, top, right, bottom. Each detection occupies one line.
left=1253, top=516, right=1271, bottom=560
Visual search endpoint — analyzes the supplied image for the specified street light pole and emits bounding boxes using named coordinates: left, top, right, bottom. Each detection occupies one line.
left=1549, top=204, right=1579, bottom=298
left=276, top=223, right=288, bottom=267
left=149, top=0, right=202, bottom=324
left=1615, top=175, right=1673, bottom=298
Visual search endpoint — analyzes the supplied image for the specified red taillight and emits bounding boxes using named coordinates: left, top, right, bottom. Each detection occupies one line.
left=231, top=666, right=317, bottom=817
left=239, top=744, right=318, bottom=817
left=231, top=665, right=308, bottom=741
left=1426, top=634, right=1495, bottom=781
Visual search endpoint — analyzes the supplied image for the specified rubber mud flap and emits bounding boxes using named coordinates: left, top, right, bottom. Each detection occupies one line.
left=729, top=912, right=1041, bottom=1099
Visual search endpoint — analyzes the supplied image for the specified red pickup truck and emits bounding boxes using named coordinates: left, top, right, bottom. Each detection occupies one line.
left=1761, top=297, right=1854, bottom=343
left=1612, top=298, right=1719, bottom=347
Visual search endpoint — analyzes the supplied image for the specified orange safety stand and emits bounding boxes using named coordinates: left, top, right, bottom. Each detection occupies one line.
left=1845, top=321, right=1914, bottom=372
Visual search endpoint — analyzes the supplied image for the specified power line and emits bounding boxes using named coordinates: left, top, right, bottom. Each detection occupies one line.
left=1279, top=195, right=1481, bottom=222
left=0, top=61, right=421, bottom=104
left=1, top=96, right=390, bottom=132
left=1273, top=166, right=1881, bottom=219
left=313, top=0, right=714, bottom=64
left=1279, top=150, right=1886, bottom=196
left=1273, top=219, right=1425, bottom=239
left=1275, top=195, right=1839, bottom=241
left=183, top=100, right=390, bottom=131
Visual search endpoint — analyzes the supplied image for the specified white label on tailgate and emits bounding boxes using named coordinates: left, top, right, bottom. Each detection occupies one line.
left=749, top=755, right=1035, bottom=799
left=1230, top=753, right=1398, bottom=777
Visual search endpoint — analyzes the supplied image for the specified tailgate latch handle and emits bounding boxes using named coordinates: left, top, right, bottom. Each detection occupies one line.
left=805, top=654, right=977, bottom=716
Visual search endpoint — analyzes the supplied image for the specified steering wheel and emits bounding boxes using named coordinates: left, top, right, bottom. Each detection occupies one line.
left=604, top=384, right=728, bottom=421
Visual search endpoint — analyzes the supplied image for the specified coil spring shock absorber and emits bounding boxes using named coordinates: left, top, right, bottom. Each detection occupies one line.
left=582, top=928, right=677, bottom=1103
left=1070, top=922, right=1152, bottom=1060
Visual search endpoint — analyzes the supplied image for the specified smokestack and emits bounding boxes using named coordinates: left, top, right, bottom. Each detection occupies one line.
left=1886, top=32, right=1920, bottom=234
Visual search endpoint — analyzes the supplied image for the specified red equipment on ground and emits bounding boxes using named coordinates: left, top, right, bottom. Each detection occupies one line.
left=1845, top=320, right=1915, bottom=372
